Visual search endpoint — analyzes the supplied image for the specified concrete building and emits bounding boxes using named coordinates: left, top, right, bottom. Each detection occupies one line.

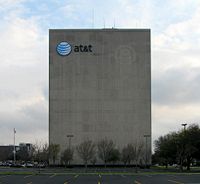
left=49, top=29, right=151, bottom=165
left=0, top=146, right=14, bottom=161
left=0, top=143, right=33, bottom=161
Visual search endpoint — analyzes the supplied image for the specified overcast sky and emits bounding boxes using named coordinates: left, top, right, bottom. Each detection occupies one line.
left=0, top=0, right=200, bottom=148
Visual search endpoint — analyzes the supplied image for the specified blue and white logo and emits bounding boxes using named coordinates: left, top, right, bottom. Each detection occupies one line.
left=56, top=42, right=72, bottom=56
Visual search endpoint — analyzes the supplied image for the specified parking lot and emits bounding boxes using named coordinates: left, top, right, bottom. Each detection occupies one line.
left=1, top=173, right=200, bottom=184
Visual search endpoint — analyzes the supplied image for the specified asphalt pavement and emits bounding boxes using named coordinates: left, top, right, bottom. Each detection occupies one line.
left=1, top=173, right=200, bottom=184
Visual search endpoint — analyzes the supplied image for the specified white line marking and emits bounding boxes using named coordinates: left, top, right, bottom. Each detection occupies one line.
left=24, top=175, right=33, bottom=178
left=0, top=175, right=8, bottom=178
left=49, top=174, right=56, bottom=178
left=168, top=179, right=184, bottom=184
left=135, top=180, right=142, bottom=184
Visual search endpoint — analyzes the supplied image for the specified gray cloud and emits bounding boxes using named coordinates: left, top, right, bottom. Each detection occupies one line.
left=0, top=0, right=200, bottom=147
left=0, top=89, right=19, bottom=100
left=152, top=66, right=200, bottom=106
left=20, top=101, right=48, bottom=124
left=42, top=83, right=49, bottom=102
left=0, top=108, right=48, bottom=145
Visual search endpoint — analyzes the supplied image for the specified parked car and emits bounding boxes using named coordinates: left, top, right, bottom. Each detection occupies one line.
left=37, top=163, right=46, bottom=168
left=26, top=163, right=34, bottom=167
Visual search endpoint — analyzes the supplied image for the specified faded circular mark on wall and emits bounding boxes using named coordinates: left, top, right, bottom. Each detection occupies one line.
left=115, top=45, right=136, bottom=64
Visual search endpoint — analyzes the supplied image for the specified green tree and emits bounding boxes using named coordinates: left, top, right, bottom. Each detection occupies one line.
left=153, top=124, right=200, bottom=171
left=154, top=132, right=177, bottom=168
left=182, top=125, right=200, bottom=170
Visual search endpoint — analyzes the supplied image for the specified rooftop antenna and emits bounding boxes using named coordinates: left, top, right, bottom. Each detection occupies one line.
left=92, top=9, right=94, bottom=28
left=103, top=18, right=105, bottom=28
left=113, top=19, right=116, bottom=28
left=139, top=20, right=142, bottom=28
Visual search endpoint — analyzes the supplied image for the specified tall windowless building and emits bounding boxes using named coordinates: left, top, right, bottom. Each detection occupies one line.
left=49, top=29, right=151, bottom=165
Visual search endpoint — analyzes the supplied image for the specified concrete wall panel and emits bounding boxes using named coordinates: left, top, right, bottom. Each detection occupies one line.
left=49, top=29, right=151, bottom=165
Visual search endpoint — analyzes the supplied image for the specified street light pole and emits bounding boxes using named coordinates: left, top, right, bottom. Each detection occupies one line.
left=67, top=134, right=74, bottom=165
left=180, top=123, right=187, bottom=171
left=13, top=128, right=16, bottom=164
left=144, top=134, right=150, bottom=168
left=67, top=134, right=74, bottom=149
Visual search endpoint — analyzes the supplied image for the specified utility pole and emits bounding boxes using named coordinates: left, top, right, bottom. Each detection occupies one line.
left=144, top=134, right=150, bottom=168
left=13, top=128, right=16, bottom=164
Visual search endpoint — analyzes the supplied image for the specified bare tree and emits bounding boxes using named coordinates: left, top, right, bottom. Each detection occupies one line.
left=41, top=143, right=49, bottom=163
left=132, top=141, right=143, bottom=173
left=97, top=139, right=115, bottom=167
left=76, top=140, right=96, bottom=168
left=121, top=144, right=135, bottom=166
left=108, top=148, right=120, bottom=164
left=90, top=156, right=97, bottom=166
left=61, top=148, right=73, bottom=167
left=49, top=144, right=60, bottom=165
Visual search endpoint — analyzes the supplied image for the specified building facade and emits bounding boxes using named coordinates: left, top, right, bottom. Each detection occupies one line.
left=49, top=29, right=151, bottom=165
left=0, top=143, right=33, bottom=162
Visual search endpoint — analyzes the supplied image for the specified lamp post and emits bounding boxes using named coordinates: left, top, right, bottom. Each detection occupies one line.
left=13, top=128, right=16, bottom=164
left=67, top=134, right=74, bottom=150
left=67, top=134, right=74, bottom=165
left=144, top=134, right=150, bottom=168
left=180, top=123, right=187, bottom=171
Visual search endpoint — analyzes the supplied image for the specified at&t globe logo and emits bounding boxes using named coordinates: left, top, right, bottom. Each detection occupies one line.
left=56, top=42, right=72, bottom=56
